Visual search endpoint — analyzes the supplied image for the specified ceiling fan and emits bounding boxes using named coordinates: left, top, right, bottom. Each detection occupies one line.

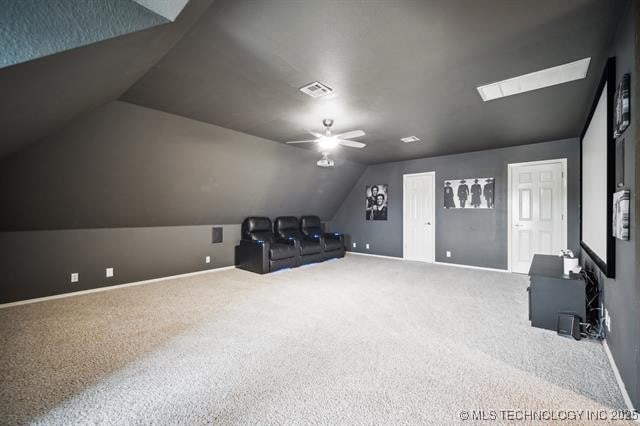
left=285, top=119, right=366, bottom=150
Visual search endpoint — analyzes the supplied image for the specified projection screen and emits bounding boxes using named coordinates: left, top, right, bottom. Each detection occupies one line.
left=581, top=83, right=608, bottom=263
left=580, top=57, right=615, bottom=278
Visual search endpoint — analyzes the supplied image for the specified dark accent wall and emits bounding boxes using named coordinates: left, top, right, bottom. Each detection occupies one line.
left=636, top=0, right=640, bottom=410
left=0, top=101, right=366, bottom=230
left=332, top=138, right=580, bottom=269
left=0, top=225, right=239, bottom=304
left=581, top=0, right=639, bottom=409
left=0, top=101, right=365, bottom=303
left=0, top=0, right=214, bottom=158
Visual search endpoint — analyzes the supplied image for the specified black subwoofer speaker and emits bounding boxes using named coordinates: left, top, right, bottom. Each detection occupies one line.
left=557, top=313, right=581, bottom=340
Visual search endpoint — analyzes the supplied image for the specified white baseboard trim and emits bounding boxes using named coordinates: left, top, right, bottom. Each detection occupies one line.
left=347, top=251, right=403, bottom=260
left=603, top=339, right=637, bottom=415
left=348, top=252, right=510, bottom=273
left=0, top=265, right=236, bottom=309
left=433, top=261, right=510, bottom=273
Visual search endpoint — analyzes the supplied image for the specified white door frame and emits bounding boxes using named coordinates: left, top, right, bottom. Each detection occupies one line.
left=403, top=171, right=436, bottom=262
left=507, top=158, right=568, bottom=272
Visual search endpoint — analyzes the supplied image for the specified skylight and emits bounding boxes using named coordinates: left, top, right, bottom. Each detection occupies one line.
left=477, top=58, right=591, bottom=101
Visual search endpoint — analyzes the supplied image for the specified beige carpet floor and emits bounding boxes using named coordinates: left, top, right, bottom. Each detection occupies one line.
left=0, top=254, right=630, bottom=425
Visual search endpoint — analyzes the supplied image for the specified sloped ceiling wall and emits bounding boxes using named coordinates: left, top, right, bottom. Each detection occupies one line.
left=0, top=0, right=213, bottom=159
left=0, top=0, right=170, bottom=69
left=0, top=101, right=366, bottom=230
left=121, top=0, right=621, bottom=164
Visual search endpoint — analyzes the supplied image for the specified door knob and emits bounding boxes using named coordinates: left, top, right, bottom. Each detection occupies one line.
left=425, top=222, right=431, bottom=225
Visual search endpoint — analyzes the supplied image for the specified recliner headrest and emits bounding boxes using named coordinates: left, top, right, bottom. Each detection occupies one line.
left=242, top=217, right=272, bottom=239
left=274, top=216, right=299, bottom=232
left=300, top=215, right=321, bottom=230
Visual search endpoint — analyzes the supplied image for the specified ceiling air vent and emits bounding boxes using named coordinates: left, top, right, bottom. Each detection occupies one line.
left=401, top=136, right=420, bottom=143
left=299, top=81, right=333, bottom=98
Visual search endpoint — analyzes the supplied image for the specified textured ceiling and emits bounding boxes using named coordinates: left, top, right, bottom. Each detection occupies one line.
left=133, top=0, right=191, bottom=21
left=0, top=0, right=213, bottom=159
left=0, top=0, right=169, bottom=69
left=122, top=0, right=621, bottom=164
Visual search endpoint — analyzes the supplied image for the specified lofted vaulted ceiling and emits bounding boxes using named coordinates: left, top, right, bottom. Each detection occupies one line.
left=121, top=0, right=623, bottom=164
left=0, top=0, right=624, bottom=164
left=0, top=0, right=213, bottom=159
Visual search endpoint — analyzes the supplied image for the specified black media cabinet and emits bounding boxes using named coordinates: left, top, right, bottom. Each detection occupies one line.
left=528, top=254, right=586, bottom=331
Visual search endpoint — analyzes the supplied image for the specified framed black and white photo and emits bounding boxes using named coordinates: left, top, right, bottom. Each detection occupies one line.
left=613, top=73, right=630, bottom=137
left=444, top=178, right=494, bottom=209
left=365, top=184, right=388, bottom=220
left=612, top=190, right=630, bottom=240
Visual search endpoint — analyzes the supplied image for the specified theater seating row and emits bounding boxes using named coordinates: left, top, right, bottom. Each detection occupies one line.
left=236, top=215, right=345, bottom=274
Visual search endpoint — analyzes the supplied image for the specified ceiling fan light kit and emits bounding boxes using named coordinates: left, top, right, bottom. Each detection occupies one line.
left=317, top=152, right=335, bottom=168
left=285, top=119, right=366, bottom=166
left=318, top=136, right=339, bottom=150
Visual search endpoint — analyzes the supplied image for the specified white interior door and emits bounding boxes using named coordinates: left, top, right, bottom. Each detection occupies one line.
left=403, top=172, right=435, bottom=262
left=509, top=161, right=566, bottom=273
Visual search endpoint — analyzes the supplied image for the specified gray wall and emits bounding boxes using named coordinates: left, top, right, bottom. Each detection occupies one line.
left=332, top=138, right=580, bottom=269
left=0, top=101, right=366, bottom=230
left=0, top=101, right=365, bottom=303
left=0, top=224, right=239, bottom=304
left=581, top=0, right=639, bottom=408
left=0, top=0, right=214, bottom=158
left=635, top=1, right=640, bottom=409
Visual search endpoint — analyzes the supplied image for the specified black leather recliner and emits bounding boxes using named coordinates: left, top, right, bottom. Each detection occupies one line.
left=237, top=217, right=299, bottom=273
left=274, top=216, right=324, bottom=265
left=300, top=215, right=345, bottom=260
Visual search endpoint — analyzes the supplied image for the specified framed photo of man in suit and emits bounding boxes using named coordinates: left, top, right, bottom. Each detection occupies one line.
left=366, top=184, right=388, bottom=220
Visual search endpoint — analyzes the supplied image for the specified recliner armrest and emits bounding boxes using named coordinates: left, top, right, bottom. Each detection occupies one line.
left=323, top=232, right=343, bottom=241
left=238, top=239, right=270, bottom=273
left=322, top=232, right=345, bottom=256
left=304, top=232, right=323, bottom=241
left=302, top=235, right=321, bottom=243
left=275, top=237, right=299, bottom=249
left=243, top=238, right=271, bottom=251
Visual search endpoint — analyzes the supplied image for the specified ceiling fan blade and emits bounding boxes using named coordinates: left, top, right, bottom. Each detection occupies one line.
left=286, top=139, right=318, bottom=144
left=334, top=130, right=365, bottom=139
left=337, top=139, right=366, bottom=148
left=305, top=129, right=325, bottom=138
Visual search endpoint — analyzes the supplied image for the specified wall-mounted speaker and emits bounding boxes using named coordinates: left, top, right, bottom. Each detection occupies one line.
left=212, top=227, right=223, bottom=244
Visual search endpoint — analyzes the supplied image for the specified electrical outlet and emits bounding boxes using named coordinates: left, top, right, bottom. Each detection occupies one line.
left=365, top=243, right=370, bottom=249
left=106, top=267, right=114, bottom=278
left=446, top=250, right=452, bottom=258
left=352, top=242, right=357, bottom=248
left=70, top=273, right=79, bottom=283
left=205, top=256, right=211, bottom=264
